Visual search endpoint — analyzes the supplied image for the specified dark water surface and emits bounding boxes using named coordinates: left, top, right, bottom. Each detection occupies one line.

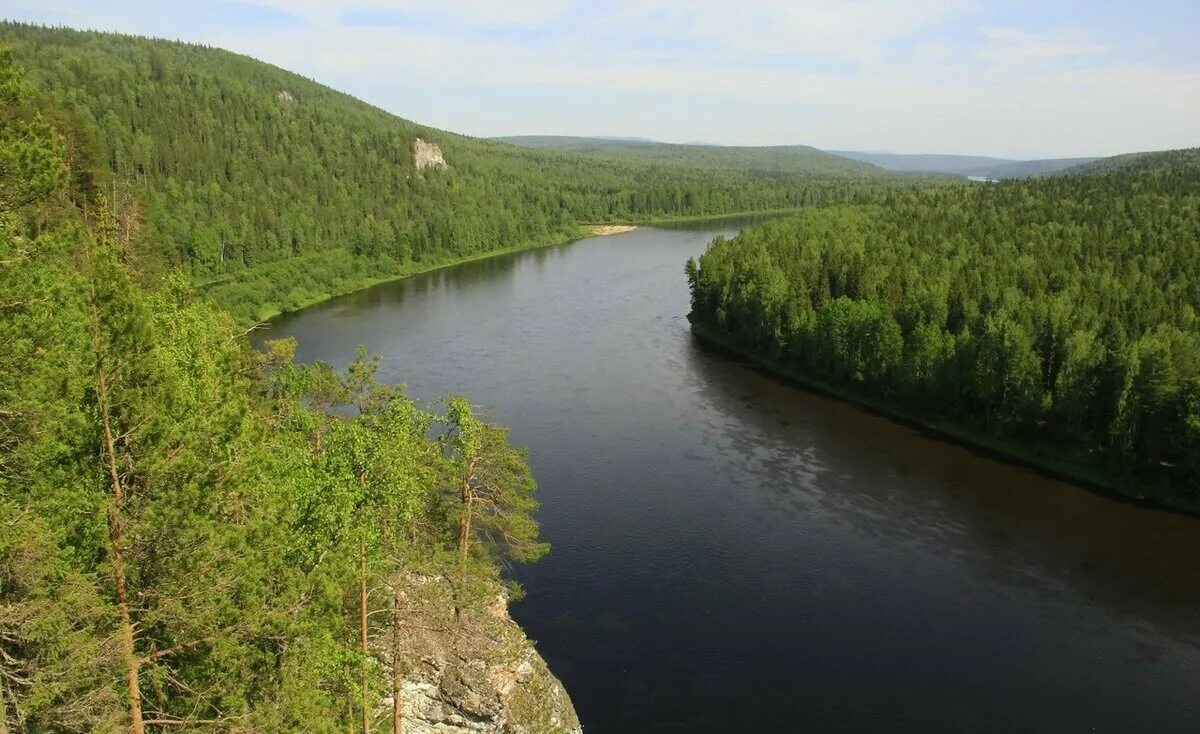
left=262, top=223, right=1200, bottom=733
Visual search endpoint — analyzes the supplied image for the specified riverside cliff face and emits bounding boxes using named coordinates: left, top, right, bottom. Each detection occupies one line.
left=393, top=575, right=581, bottom=734
left=413, top=137, right=448, bottom=171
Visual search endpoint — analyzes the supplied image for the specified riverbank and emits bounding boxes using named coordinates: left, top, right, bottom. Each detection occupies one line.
left=264, top=219, right=1200, bottom=731
left=689, top=318, right=1199, bottom=516
left=205, top=228, right=594, bottom=323
left=217, top=209, right=800, bottom=324
left=255, top=235, right=581, bottom=321
left=633, top=206, right=804, bottom=225
left=584, top=224, right=638, bottom=236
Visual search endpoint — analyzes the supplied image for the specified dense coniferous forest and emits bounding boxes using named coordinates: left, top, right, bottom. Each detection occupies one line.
left=687, top=163, right=1200, bottom=504
left=5, top=14, right=1199, bottom=730
left=493, top=136, right=887, bottom=178
left=1064, top=148, right=1200, bottom=175
left=828, top=151, right=1099, bottom=180
left=0, top=23, right=908, bottom=321
left=0, top=49, right=557, bottom=732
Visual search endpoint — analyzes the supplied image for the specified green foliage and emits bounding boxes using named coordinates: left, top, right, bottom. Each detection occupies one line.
left=1, top=503, right=124, bottom=732
left=1, top=50, right=550, bottom=732
left=442, top=398, right=549, bottom=566
left=1066, top=147, right=1200, bottom=175
left=495, top=135, right=887, bottom=178
left=689, top=163, right=1200, bottom=500
left=1, top=22, right=908, bottom=321
left=0, top=47, right=68, bottom=214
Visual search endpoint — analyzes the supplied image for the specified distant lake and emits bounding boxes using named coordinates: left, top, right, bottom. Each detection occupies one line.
left=261, top=221, right=1200, bottom=733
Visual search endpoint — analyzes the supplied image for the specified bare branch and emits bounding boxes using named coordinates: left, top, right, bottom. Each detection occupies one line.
left=139, top=636, right=216, bottom=666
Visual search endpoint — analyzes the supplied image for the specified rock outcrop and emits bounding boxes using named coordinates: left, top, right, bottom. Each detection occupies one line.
left=391, top=575, right=580, bottom=734
left=413, top=138, right=447, bottom=171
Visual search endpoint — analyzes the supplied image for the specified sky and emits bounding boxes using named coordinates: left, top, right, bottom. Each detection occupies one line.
left=2, top=0, right=1198, bottom=158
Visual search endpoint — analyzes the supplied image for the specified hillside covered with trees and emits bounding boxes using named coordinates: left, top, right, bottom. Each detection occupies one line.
left=829, top=151, right=1098, bottom=180
left=687, top=158, right=1200, bottom=505
left=494, top=135, right=886, bottom=178
left=1, top=48, right=575, bottom=732
left=1065, top=148, right=1200, bottom=176
left=0, top=22, right=904, bottom=321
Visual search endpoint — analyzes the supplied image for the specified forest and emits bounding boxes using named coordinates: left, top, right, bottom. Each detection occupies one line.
left=0, top=23, right=910, bottom=322
left=493, top=136, right=886, bottom=178
left=687, top=156, right=1200, bottom=505
left=6, top=13, right=1200, bottom=730
left=0, top=48, right=560, bottom=732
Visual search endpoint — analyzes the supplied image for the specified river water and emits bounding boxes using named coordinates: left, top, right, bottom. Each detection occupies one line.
left=263, top=222, right=1200, bottom=733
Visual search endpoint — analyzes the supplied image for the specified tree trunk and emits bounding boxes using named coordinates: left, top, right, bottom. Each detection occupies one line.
left=392, top=582, right=404, bottom=734
left=360, top=536, right=370, bottom=734
left=97, top=369, right=145, bottom=734
left=457, top=495, right=473, bottom=561
left=109, top=505, right=143, bottom=734
left=456, top=458, right=477, bottom=561
left=85, top=236, right=145, bottom=734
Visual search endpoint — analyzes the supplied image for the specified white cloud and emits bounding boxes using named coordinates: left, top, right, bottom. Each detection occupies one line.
left=248, top=0, right=574, bottom=27
left=203, top=18, right=1197, bottom=157
left=4, top=0, right=1197, bottom=157
left=913, top=42, right=957, bottom=63
left=978, top=26, right=1109, bottom=66
left=585, top=0, right=966, bottom=61
left=245, top=0, right=966, bottom=63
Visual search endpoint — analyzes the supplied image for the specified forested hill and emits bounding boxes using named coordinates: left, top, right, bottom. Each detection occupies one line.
left=1065, top=147, right=1200, bottom=175
left=687, top=159, right=1200, bottom=507
left=0, top=47, right=576, bottom=732
left=494, top=135, right=887, bottom=178
left=0, top=23, right=895, bottom=321
left=829, top=150, right=1098, bottom=179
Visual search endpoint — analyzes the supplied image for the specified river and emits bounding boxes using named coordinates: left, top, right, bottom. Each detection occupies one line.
left=262, top=221, right=1200, bottom=733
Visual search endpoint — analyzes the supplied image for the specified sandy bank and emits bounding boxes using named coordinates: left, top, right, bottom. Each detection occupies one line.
left=584, top=224, right=638, bottom=236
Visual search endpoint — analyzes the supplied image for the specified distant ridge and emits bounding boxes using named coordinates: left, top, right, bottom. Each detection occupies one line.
left=0, top=22, right=899, bottom=322
left=493, top=135, right=887, bottom=178
left=1064, top=147, right=1200, bottom=175
left=828, top=151, right=1098, bottom=179
left=495, top=137, right=1101, bottom=180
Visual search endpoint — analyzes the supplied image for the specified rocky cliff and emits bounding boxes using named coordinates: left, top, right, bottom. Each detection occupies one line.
left=413, top=138, right=447, bottom=171
left=392, top=575, right=580, bottom=734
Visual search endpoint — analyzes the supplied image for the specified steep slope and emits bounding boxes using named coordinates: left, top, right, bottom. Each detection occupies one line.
left=1, top=22, right=892, bottom=321
left=397, top=577, right=581, bottom=734
left=1, top=46, right=581, bottom=730
left=495, top=135, right=887, bottom=178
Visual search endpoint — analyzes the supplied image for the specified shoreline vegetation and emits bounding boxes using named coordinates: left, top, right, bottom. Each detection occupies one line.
left=688, top=320, right=1197, bottom=516
left=247, top=209, right=802, bottom=325
left=634, top=206, right=805, bottom=224
left=243, top=222, right=642, bottom=324
left=1, top=21, right=919, bottom=330
left=686, top=165, right=1200, bottom=517
left=227, top=229, right=590, bottom=323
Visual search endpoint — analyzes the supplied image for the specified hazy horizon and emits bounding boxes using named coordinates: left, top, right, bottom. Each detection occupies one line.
left=494, top=136, right=1096, bottom=161
left=3, top=0, right=1197, bottom=159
